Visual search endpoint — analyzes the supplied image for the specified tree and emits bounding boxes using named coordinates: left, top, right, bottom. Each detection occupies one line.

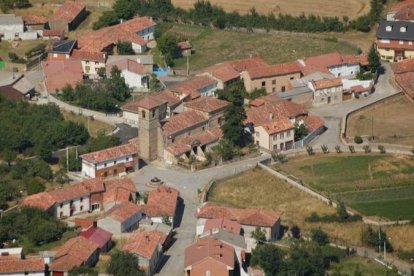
left=149, top=74, right=162, bottom=91
left=221, top=88, right=247, bottom=146
left=1, top=149, right=16, bottom=167
left=336, top=202, right=349, bottom=221
left=362, top=226, right=393, bottom=252
left=108, top=66, right=131, bottom=102
left=250, top=243, right=283, bottom=276
left=251, top=227, right=267, bottom=244
left=162, top=215, right=172, bottom=226
left=117, top=41, right=135, bottom=55
left=295, top=123, right=309, bottom=141
left=310, top=228, right=329, bottom=246
left=282, top=241, right=326, bottom=275
left=368, top=43, right=381, bottom=73
left=214, top=139, right=233, bottom=161
left=26, top=178, right=46, bottom=195
left=69, top=266, right=98, bottom=276
left=107, top=251, right=145, bottom=276
left=157, top=33, right=180, bottom=66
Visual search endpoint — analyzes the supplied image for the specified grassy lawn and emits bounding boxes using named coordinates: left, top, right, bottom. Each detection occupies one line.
left=331, top=257, right=389, bottom=276
left=23, top=230, right=77, bottom=254
left=163, top=23, right=359, bottom=72
left=0, top=40, right=49, bottom=63
left=274, top=154, right=414, bottom=220
left=62, top=110, right=114, bottom=137
left=347, top=95, right=414, bottom=145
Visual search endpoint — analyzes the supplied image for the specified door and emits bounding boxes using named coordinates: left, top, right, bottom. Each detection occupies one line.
left=327, top=96, right=331, bottom=104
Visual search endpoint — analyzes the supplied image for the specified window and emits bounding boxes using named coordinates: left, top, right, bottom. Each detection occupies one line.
left=95, top=62, right=99, bottom=65
left=114, top=160, right=117, bottom=165
left=287, top=130, right=291, bottom=137
left=80, top=197, right=83, bottom=202
left=401, top=26, right=407, bottom=33
left=202, top=126, right=205, bottom=131
left=80, top=206, right=83, bottom=211
left=280, top=133, right=284, bottom=139
left=321, top=97, right=325, bottom=101
left=141, top=111, right=146, bottom=118
left=126, top=157, right=129, bottom=161
left=399, top=40, right=404, bottom=45
left=290, top=76, right=294, bottom=80
left=272, top=80, right=276, bottom=85
left=86, top=61, right=89, bottom=64
left=152, top=110, right=156, bottom=118
left=187, top=132, right=191, bottom=136
left=218, top=117, right=222, bottom=125
left=60, top=203, right=63, bottom=208
left=281, top=86, right=286, bottom=92
left=273, top=135, right=277, bottom=141
left=104, top=163, right=107, bottom=167
left=171, top=138, right=175, bottom=143
left=272, top=87, right=276, bottom=92
left=386, top=25, right=392, bottom=32
left=261, top=81, right=266, bottom=87
left=91, top=203, right=100, bottom=211
left=273, top=145, right=277, bottom=151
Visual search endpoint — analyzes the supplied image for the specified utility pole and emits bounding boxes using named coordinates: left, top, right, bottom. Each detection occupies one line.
left=384, top=241, right=386, bottom=260
left=378, top=219, right=381, bottom=256
left=66, top=147, right=69, bottom=172
left=371, top=115, right=374, bottom=140
left=186, top=54, right=189, bottom=77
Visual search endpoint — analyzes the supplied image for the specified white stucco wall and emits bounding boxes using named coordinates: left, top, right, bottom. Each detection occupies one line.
left=82, top=60, right=105, bottom=76
left=82, top=160, right=96, bottom=178
left=122, top=110, right=139, bottom=126
left=121, top=70, right=147, bottom=90
left=54, top=196, right=90, bottom=218
left=132, top=43, right=146, bottom=54
left=95, top=154, right=135, bottom=170
left=328, top=64, right=360, bottom=78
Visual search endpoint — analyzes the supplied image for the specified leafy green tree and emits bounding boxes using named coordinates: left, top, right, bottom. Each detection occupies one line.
left=251, top=227, right=267, bottom=244
left=157, top=33, right=180, bottom=66
left=162, top=215, right=172, bottom=226
left=69, top=266, right=98, bottom=276
left=362, top=226, right=393, bottom=252
left=1, top=149, right=16, bottom=167
left=221, top=88, right=247, bottom=146
left=295, top=123, right=309, bottom=141
left=368, top=43, right=381, bottom=73
left=82, top=135, right=121, bottom=153
left=117, top=41, right=135, bottom=55
left=92, top=11, right=119, bottom=30
left=310, top=228, right=329, bottom=246
left=336, top=202, right=349, bottom=221
left=251, top=243, right=283, bottom=276
left=214, top=139, right=233, bottom=161
left=108, top=66, right=131, bottom=102
left=26, top=178, right=45, bottom=195
left=282, top=241, right=326, bottom=275
left=216, top=80, right=245, bottom=101
left=107, top=251, right=145, bottom=276
left=149, top=74, right=162, bottom=91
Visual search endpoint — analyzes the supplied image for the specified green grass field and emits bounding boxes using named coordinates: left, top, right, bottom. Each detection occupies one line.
left=274, top=154, right=414, bottom=220
left=331, top=257, right=389, bottom=276
left=161, top=23, right=359, bottom=71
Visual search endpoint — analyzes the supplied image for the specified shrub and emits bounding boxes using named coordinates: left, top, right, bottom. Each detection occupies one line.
left=272, top=153, right=288, bottom=163
left=335, top=145, right=342, bottom=153
left=349, top=145, right=355, bottom=153
left=306, top=146, right=314, bottom=156
left=378, top=145, right=386, bottom=154
left=321, top=145, right=329, bottom=154
left=363, top=145, right=371, bottom=153
left=354, top=136, right=363, bottom=144
left=310, top=228, right=329, bottom=246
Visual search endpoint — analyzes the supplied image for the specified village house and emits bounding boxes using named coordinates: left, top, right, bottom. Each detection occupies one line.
left=184, top=235, right=236, bottom=276
left=48, top=40, right=77, bottom=60
left=391, top=58, right=414, bottom=98
left=22, top=178, right=137, bottom=218
left=387, top=0, right=414, bottom=21
left=49, top=236, right=99, bottom=275
left=242, top=61, right=302, bottom=94
left=171, top=75, right=218, bottom=98
left=245, top=100, right=307, bottom=151
left=22, top=15, right=48, bottom=31
left=80, top=226, right=113, bottom=252
left=122, top=89, right=181, bottom=126
left=297, top=52, right=368, bottom=78
left=309, top=77, right=344, bottom=105
left=49, top=0, right=87, bottom=32
left=178, top=40, right=193, bottom=56
left=201, top=57, right=268, bottom=89
left=122, top=230, right=166, bottom=275
left=72, top=49, right=106, bottom=78
left=376, top=20, right=414, bottom=62
left=0, top=248, right=45, bottom=276
left=138, top=185, right=180, bottom=226
left=80, top=139, right=139, bottom=178
left=0, top=14, right=38, bottom=40
left=77, top=17, right=155, bottom=55
left=0, top=72, right=36, bottom=102
left=42, top=59, right=84, bottom=92
left=97, top=202, right=143, bottom=235
left=197, top=203, right=282, bottom=240
left=199, top=218, right=242, bottom=236
left=106, top=57, right=149, bottom=90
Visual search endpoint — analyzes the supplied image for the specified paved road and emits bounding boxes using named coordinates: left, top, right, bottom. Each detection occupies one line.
left=129, top=153, right=269, bottom=276
left=309, top=63, right=401, bottom=147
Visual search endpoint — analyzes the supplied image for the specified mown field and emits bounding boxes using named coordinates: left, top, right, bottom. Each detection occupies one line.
left=347, top=95, right=414, bottom=145
left=171, top=0, right=370, bottom=20
left=208, top=168, right=414, bottom=251
left=164, top=24, right=359, bottom=72
left=274, top=154, right=414, bottom=220
left=330, top=257, right=389, bottom=276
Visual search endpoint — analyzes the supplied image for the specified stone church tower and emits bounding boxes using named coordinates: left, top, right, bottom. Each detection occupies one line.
left=137, top=98, right=166, bottom=161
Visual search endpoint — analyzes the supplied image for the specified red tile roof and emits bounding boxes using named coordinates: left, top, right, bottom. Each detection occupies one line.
left=23, top=15, right=48, bottom=25
left=304, top=116, right=325, bottom=132
left=102, top=178, right=137, bottom=205
left=198, top=203, right=281, bottom=227
left=203, top=218, right=241, bottom=235
left=172, top=76, right=216, bottom=97
left=80, top=142, right=138, bottom=164
left=71, top=49, right=106, bottom=63
left=391, top=58, right=414, bottom=74
left=74, top=217, right=94, bottom=230
left=132, top=94, right=168, bottom=110
left=42, top=59, right=83, bottom=92
left=250, top=98, right=265, bottom=107
left=246, top=100, right=306, bottom=126
left=395, top=72, right=414, bottom=98
left=246, top=61, right=301, bottom=79
left=391, top=0, right=414, bottom=20
left=162, top=110, right=208, bottom=136
left=184, top=235, right=235, bottom=272
left=259, top=117, right=294, bottom=135
left=106, top=58, right=145, bottom=76
left=376, top=39, right=414, bottom=52
left=42, top=29, right=65, bottom=37
left=50, top=236, right=99, bottom=272
left=52, top=1, right=85, bottom=23
left=122, top=230, right=165, bottom=259
left=139, top=185, right=179, bottom=217
left=22, top=192, right=56, bottom=210
left=77, top=17, right=155, bottom=52
left=184, top=97, right=229, bottom=113
left=80, top=227, right=112, bottom=250
left=0, top=258, right=44, bottom=274
left=312, top=77, right=343, bottom=90
left=178, top=40, right=192, bottom=50
left=48, top=183, right=90, bottom=203
left=101, top=202, right=141, bottom=222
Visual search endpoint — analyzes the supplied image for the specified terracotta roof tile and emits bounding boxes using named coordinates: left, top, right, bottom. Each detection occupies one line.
left=162, top=110, right=208, bottom=136
left=259, top=117, right=294, bottom=134
left=80, top=142, right=137, bottom=164
left=391, top=58, right=414, bottom=74
left=184, top=97, right=229, bottom=113
left=52, top=1, right=85, bottom=23
left=395, top=72, right=414, bottom=98
left=122, top=230, right=164, bottom=259
left=133, top=95, right=168, bottom=110
left=22, top=15, right=48, bottom=25
left=198, top=203, right=281, bottom=227
left=178, top=40, right=192, bottom=50
left=184, top=235, right=235, bottom=271
left=376, top=39, right=414, bottom=52
left=0, top=258, right=44, bottom=274
left=71, top=49, right=106, bottom=62
left=77, top=17, right=155, bottom=52
left=164, top=143, right=192, bottom=156
left=80, top=227, right=112, bottom=249
left=106, top=58, right=145, bottom=76
left=49, top=183, right=90, bottom=203
left=246, top=100, right=306, bottom=126
left=312, top=77, right=343, bottom=90
left=102, top=202, right=141, bottom=222
left=74, top=217, right=94, bottom=230
left=50, top=236, right=99, bottom=272
left=102, top=178, right=137, bottom=205
left=203, top=218, right=241, bottom=235
left=22, top=192, right=56, bottom=210
left=172, top=76, right=216, bottom=97
left=139, top=185, right=179, bottom=217
left=42, top=29, right=65, bottom=37
left=42, top=59, right=83, bottom=92
left=246, top=61, right=301, bottom=79
left=250, top=98, right=265, bottom=107
left=304, top=116, right=325, bottom=132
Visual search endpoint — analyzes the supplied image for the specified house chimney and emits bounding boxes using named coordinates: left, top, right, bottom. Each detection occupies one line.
left=120, top=18, right=123, bottom=24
